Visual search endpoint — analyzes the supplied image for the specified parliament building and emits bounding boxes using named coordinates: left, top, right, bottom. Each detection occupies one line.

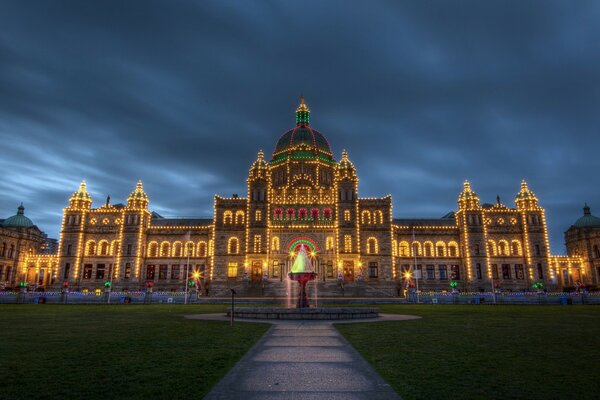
left=3, top=98, right=600, bottom=296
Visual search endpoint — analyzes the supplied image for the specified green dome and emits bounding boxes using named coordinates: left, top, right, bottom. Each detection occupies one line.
left=573, top=204, right=600, bottom=228
left=3, top=204, right=34, bottom=228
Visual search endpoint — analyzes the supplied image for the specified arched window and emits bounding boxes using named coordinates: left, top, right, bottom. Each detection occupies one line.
left=99, top=240, right=109, bottom=256
left=86, top=240, right=96, bottom=256
left=197, top=241, right=207, bottom=257
left=326, top=237, right=334, bottom=251
left=435, top=241, right=447, bottom=257
left=343, top=210, right=351, bottom=221
left=511, top=240, right=522, bottom=256
left=184, top=241, right=195, bottom=257
left=172, top=242, right=183, bottom=257
left=412, top=241, right=422, bottom=257
left=498, top=240, right=508, bottom=256
left=110, top=240, right=120, bottom=256
left=323, top=208, right=332, bottom=219
left=271, top=236, right=280, bottom=252
left=374, top=210, right=384, bottom=224
left=235, top=211, right=245, bottom=224
left=424, top=242, right=434, bottom=257
left=223, top=210, right=233, bottom=224
left=160, top=241, right=170, bottom=257
left=448, top=241, right=459, bottom=257
left=286, top=208, right=295, bottom=219
left=361, top=210, right=372, bottom=224
left=147, top=242, right=158, bottom=257
left=399, top=241, right=410, bottom=257
left=310, top=208, right=319, bottom=219
left=228, top=237, right=239, bottom=254
left=367, top=237, right=379, bottom=254
left=298, top=208, right=307, bottom=219
left=488, top=240, right=497, bottom=256
left=274, top=208, right=283, bottom=219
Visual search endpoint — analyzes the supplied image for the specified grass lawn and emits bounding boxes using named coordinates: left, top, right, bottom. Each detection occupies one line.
left=336, top=305, right=600, bottom=400
left=0, top=305, right=269, bottom=400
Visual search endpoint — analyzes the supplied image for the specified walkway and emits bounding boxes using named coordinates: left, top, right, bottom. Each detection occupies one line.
left=188, top=314, right=419, bottom=399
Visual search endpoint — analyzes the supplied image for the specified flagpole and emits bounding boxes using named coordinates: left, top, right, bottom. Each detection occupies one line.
left=184, top=230, right=190, bottom=305
left=412, top=228, right=419, bottom=303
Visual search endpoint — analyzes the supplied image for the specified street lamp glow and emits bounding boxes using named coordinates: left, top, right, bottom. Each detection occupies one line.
left=404, top=272, right=412, bottom=280
left=193, top=272, right=200, bottom=279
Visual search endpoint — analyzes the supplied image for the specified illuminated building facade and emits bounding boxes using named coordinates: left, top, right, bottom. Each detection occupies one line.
left=12, top=98, right=600, bottom=294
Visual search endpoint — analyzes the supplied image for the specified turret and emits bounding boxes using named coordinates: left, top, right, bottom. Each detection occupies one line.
left=68, top=181, right=92, bottom=210
left=515, top=180, right=539, bottom=210
left=127, top=180, right=149, bottom=210
left=458, top=180, right=480, bottom=210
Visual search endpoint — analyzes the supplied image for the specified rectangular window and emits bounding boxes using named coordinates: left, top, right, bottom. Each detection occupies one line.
left=415, top=264, right=422, bottom=279
left=127, top=244, right=132, bottom=256
left=83, top=264, right=93, bottom=279
left=476, top=263, right=482, bottom=280
left=326, top=261, right=333, bottom=278
left=96, top=264, right=105, bottom=280
left=514, top=264, right=525, bottom=280
left=159, top=264, right=168, bottom=280
left=439, top=265, right=447, bottom=280
left=146, top=265, right=155, bottom=280
left=492, top=264, right=499, bottom=279
left=227, top=262, right=238, bottom=278
left=450, top=265, right=460, bottom=280
left=344, top=235, right=352, bottom=252
left=502, top=264, right=511, bottom=279
left=368, top=262, right=378, bottom=278
left=535, top=244, right=541, bottom=256
left=344, top=210, right=351, bottom=221
left=124, top=263, right=132, bottom=279
left=537, top=263, right=543, bottom=280
left=426, top=265, right=435, bottom=280
left=63, top=263, right=71, bottom=280
left=272, top=260, right=280, bottom=278
left=66, top=244, right=72, bottom=256
left=253, top=235, right=261, bottom=253
left=474, top=244, right=480, bottom=256
left=171, top=265, right=180, bottom=280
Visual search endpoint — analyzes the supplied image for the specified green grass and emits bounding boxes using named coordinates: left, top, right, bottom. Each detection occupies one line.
left=0, top=305, right=269, bottom=400
left=336, top=305, right=600, bottom=400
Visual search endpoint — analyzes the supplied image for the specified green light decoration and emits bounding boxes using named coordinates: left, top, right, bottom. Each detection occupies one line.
left=104, top=281, right=111, bottom=288
left=295, top=96, right=310, bottom=126
left=19, top=282, right=28, bottom=288
left=450, top=281, right=459, bottom=288
left=188, top=280, right=195, bottom=287
left=532, top=282, right=544, bottom=290
left=288, top=239, right=318, bottom=254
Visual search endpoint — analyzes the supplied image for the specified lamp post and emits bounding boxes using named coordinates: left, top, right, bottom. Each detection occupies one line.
left=193, top=271, right=200, bottom=299
left=230, top=288, right=236, bottom=326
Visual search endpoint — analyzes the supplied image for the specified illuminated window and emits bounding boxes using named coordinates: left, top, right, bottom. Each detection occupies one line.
left=272, top=260, right=280, bottom=278
left=184, top=242, right=195, bottom=257
left=435, top=241, right=447, bottom=257
left=374, top=210, right=384, bottom=224
left=124, top=263, right=132, bottom=279
left=361, top=210, right=371, bottom=224
left=271, top=236, right=280, bottom=252
left=253, top=235, right=262, bottom=253
left=99, top=240, right=109, bottom=256
left=255, top=210, right=262, bottom=222
left=399, top=241, right=409, bottom=257
left=344, top=235, right=352, bottom=252
left=223, top=210, right=233, bottom=224
left=323, top=208, right=332, bottom=219
left=488, top=240, right=497, bottom=256
left=160, top=242, right=170, bottom=257
left=94, top=288, right=102, bottom=296
left=227, top=262, right=238, bottom=278
left=326, top=237, right=334, bottom=251
left=197, top=242, right=207, bottom=257
left=498, top=240, right=508, bottom=256
left=298, top=208, right=307, bottom=219
left=235, top=211, right=245, bottom=224
left=311, top=208, right=319, bottom=219
left=511, top=240, right=522, bottom=256
left=286, top=208, right=295, bottom=219
left=172, top=242, right=182, bottom=257
left=86, top=240, right=96, bottom=256
left=228, top=237, right=239, bottom=254
left=424, top=242, right=433, bottom=257
left=367, top=237, right=378, bottom=254
left=344, top=210, right=350, bottom=221
left=448, top=242, right=459, bottom=257
left=274, top=208, right=283, bottom=219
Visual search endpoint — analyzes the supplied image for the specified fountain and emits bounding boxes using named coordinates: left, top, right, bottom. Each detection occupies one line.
left=288, top=244, right=317, bottom=308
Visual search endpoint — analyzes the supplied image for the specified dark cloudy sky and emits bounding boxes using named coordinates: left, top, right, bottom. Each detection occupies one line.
left=1, top=0, right=599, bottom=253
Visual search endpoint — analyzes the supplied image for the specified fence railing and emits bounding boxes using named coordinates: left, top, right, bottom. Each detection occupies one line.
left=407, top=291, right=600, bottom=305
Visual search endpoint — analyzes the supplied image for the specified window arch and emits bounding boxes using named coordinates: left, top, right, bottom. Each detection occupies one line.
left=184, top=241, right=195, bottom=257
left=412, top=241, right=422, bottom=257
left=374, top=210, right=384, bottom=224
left=361, top=210, right=372, bottom=224
left=343, top=210, right=351, bottom=221
left=367, top=237, right=379, bottom=254
left=498, top=240, right=509, bottom=256
left=310, top=208, right=319, bottom=219
left=271, top=236, right=280, bottom=252
left=448, top=241, right=459, bottom=257
left=172, top=241, right=183, bottom=257
left=223, top=210, right=233, bottom=224
left=435, top=241, right=447, bottom=257
left=399, top=241, right=410, bottom=257
left=197, top=241, right=207, bottom=257
left=273, top=208, right=283, bottom=219
left=160, top=241, right=171, bottom=257
left=323, top=208, right=332, bottom=219
left=235, top=211, right=245, bottom=224
left=511, top=240, right=522, bottom=256
left=286, top=208, right=295, bottom=219
left=487, top=240, right=497, bottom=256
left=423, top=241, right=434, bottom=257
left=326, top=237, right=334, bottom=251
left=98, top=240, right=109, bottom=256
left=298, top=208, right=307, bottom=219
left=110, top=240, right=120, bottom=256
left=85, top=240, right=97, bottom=256
left=147, top=242, right=158, bottom=257
left=228, top=237, right=239, bottom=254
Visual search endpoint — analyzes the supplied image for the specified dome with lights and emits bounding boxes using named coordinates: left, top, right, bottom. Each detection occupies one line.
left=271, top=97, right=334, bottom=163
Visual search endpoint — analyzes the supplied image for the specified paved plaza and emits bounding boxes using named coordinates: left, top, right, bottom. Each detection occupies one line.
left=186, top=314, right=420, bottom=399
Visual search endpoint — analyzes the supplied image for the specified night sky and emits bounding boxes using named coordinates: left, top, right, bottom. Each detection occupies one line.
left=1, top=1, right=599, bottom=254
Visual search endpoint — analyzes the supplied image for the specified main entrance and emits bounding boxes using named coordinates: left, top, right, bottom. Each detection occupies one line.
left=343, top=260, right=354, bottom=282
left=251, top=261, right=262, bottom=283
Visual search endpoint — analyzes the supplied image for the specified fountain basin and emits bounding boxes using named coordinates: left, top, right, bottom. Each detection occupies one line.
left=227, top=307, right=379, bottom=320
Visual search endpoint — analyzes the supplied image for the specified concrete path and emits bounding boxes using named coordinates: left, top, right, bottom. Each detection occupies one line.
left=192, top=315, right=420, bottom=400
